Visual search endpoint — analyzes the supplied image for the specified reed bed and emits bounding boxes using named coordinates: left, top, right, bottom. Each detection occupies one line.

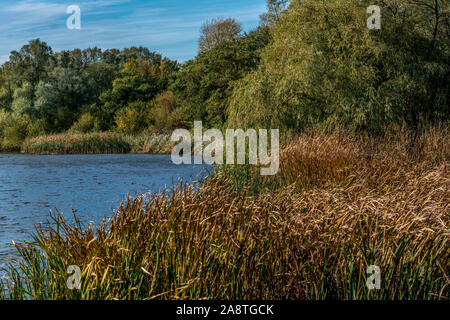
left=20, top=132, right=174, bottom=155
left=126, top=133, right=174, bottom=154
left=22, top=132, right=132, bottom=155
left=1, top=126, right=448, bottom=300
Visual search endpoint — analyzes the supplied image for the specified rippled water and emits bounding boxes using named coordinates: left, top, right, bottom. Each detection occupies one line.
left=0, top=154, right=210, bottom=274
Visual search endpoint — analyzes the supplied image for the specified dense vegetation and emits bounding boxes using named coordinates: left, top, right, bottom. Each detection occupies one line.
left=0, top=14, right=271, bottom=152
left=1, top=0, right=447, bottom=152
left=0, top=43, right=180, bottom=151
left=0, top=0, right=449, bottom=300
left=1, top=126, right=448, bottom=299
left=228, top=0, right=449, bottom=132
left=21, top=132, right=173, bottom=155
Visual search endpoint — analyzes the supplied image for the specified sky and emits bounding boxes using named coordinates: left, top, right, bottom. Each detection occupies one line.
left=0, top=0, right=267, bottom=64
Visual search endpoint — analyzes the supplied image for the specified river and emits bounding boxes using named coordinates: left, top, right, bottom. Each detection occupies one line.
left=0, top=153, right=210, bottom=276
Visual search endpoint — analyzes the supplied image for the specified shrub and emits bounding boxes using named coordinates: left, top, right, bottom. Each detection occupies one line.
left=2, top=126, right=448, bottom=300
left=0, top=112, right=30, bottom=151
left=69, top=113, right=99, bottom=133
left=115, top=102, right=149, bottom=134
left=150, top=91, right=187, bottom=130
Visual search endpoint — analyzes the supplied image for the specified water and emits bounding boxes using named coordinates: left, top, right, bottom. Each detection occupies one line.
left=0, top=154, right=210, bottom=276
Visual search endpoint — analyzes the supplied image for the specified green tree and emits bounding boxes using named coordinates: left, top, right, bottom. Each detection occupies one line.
left=199, top=18, right=242, bottom=53
left=228, top=0, right=449, bottom=132
left=150, top=91, right=186, bottom=131
left=171, top=26, right=272, bottom=127
left=33, top=66, right=89, bottom=131
left=8, top=39, right=54, bottom=105
left=0, top=63, right=14, bottom=111
left=115, top=101, right=150, bottom=134
left=260, top=0, right=289, bottom=26
left=0, top=111, right=30, bottom=150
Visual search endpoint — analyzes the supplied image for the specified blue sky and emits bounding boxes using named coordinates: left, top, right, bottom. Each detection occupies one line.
left=0, top=0, right=267, bottom=64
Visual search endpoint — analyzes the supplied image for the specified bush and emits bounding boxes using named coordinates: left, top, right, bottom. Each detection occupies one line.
left=2, top=126, right=448, bottom=300
left=114, top=102, right=149, bottom=134
left=69, top=113, right=100, bottom=133
left=0, top=111, right=30, bottom=151
left=150, top=91, right=187, bottom=131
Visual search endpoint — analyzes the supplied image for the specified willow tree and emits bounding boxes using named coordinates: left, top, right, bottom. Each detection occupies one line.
left=228, top=0, right=449, bottom=133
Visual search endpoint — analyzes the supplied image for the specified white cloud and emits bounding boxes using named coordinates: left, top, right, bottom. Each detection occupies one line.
left=0, top=0, right=267, bottom=64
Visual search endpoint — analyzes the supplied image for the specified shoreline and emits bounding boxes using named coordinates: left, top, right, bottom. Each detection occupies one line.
left=1, top=127, right=448, bottom=300
left=14, top=132, right=174, bottom=155
left=0, top=150, right=172, bottom=155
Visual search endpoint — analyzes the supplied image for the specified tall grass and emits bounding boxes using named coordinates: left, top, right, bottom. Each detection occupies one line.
left=126, top=133, right=174, bottom=154
left=1, top=126, right=448, bottom=300
left=22, top=132, right=132, bottom=155
left=20, top=132, right=174, bottom=155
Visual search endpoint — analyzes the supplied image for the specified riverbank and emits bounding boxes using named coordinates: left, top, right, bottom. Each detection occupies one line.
left=17, top=132, right=174, bottom=155
left=0, top=152, right=210, bottom=282
left=1, top=125, right=448, bottom=300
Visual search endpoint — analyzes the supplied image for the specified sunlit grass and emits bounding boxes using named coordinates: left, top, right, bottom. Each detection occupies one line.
left=126, top=133, right=174, bottom=154
left=22, top=132, right=131, bottom=155
left=1, top=125, right=448, bottom=300
left=20, top=132, right=174, bottom=155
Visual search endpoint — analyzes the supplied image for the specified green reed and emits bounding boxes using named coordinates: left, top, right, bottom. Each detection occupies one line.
left=1, top=126, right=448, bottom=300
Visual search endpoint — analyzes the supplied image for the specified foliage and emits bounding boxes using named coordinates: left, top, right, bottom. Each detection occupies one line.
left=1, top=1, right=449, bottom=301
left=260, top=0, right=289, bottom=26
left=126, top=132, right=174, bottom=154
left=228, top=0, right=449, bottom=133
left=1, top=1, right=448, bottom=145
left=115, top=101, right=150, bottom=134
left=22, top=132, right=131, bottom=154
left=199, top=17, right=242, bottom=53
left=2, top=126, right=448, bottom=300
left=149, top=91, right=187, bottom=131
left=0, top=111, right=30, bottom=151
left=171, top=26, right=272, bottom=127
left=69, top=113, right=99, bottom=133
left=0, top=41, right=178, bottom=140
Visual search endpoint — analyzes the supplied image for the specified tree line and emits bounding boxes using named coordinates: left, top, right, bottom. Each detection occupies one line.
left=0, top=0, right=448, bottom=151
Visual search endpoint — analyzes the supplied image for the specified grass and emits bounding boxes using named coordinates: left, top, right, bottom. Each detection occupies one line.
left=1, top=125, right=448, bottom=300
left=126, top=133, right=174, bottom=154
left=22, top=132, right=131, bottom=155
left=20, top=132, right=173, bottom=155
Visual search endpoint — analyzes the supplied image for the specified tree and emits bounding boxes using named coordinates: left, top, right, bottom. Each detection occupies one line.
left=115, top=101, right=150, bottom=134
left=260, top=0, right=289, bottom=26
left=84, top=62, right=116, bottom=102
left=0, top=110, right=31, bottom=150
left=1, top=40, right=179, bottom=138
left=32, top=67, right=89, bottom=131
left=150, top=91, right=186, bottom=131
left=70, top=113, right=99, bottom=133
left=228, top=0, right=449, bottom=132
left=0, top=63, right=14, bottom=111
left=198, top=18, right=242, bottom=53
left=8, top=39, right=54, bottom=104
